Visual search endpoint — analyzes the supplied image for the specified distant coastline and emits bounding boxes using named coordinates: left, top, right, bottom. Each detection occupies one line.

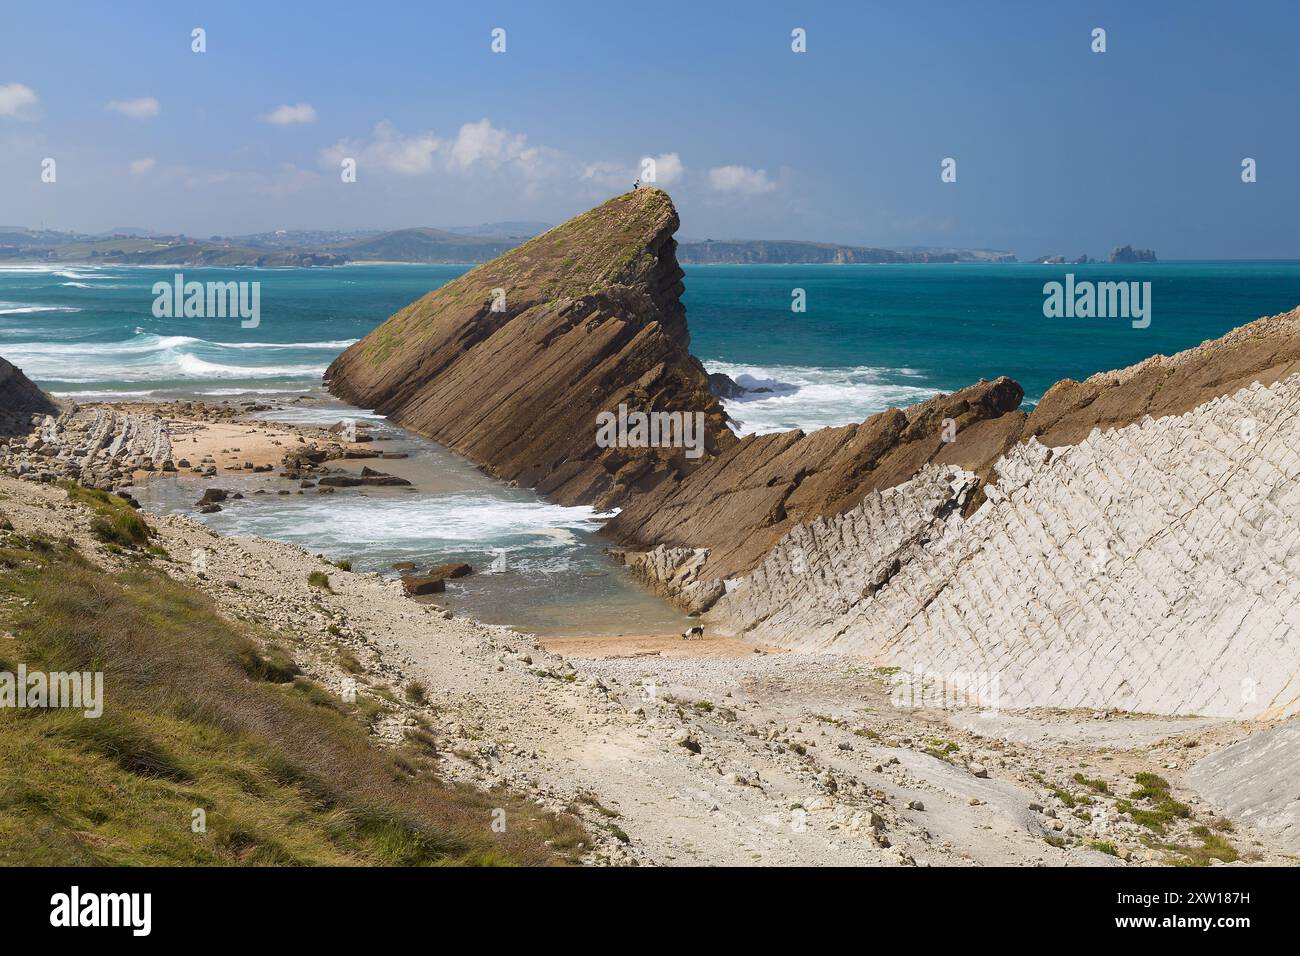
left=4, top=222, right=1026, bottom=268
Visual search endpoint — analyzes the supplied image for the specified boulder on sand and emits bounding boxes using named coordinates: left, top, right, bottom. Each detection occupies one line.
left=400, top=573, right=445, bottom=596
left=196, top=488, right=230, bottom=507
left=428, top=561, right=472, bottom=580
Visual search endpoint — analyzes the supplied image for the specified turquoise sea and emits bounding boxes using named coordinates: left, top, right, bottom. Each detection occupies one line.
left=3, top=260, right=1298, bottom=632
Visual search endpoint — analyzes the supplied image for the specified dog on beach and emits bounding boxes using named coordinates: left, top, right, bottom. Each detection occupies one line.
left=682, top=625, right=704, bottom=641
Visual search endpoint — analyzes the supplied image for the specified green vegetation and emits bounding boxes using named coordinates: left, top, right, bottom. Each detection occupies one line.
left=1072, top=772, right=1110, bottom=793
left=1115, top=772, right=1193, bottom=833
left=568, top=791, right=620, bottom=820
left=924, top=738, right=960, bottom=759
left=1162, top=827, right=1240, bottom=867
left=1089, top=840, right=1120, bottom=857
left=1049, top=786, right=1077, bottom=809
left=307, top=570, right=331, bottom=591
left=0, top=535, right=583, bottom=865
left=62, top=483, right=151, bottom=549
left=1131, top=772, right=1172, bottom=798
left=336, top=648, right=364, bottom=674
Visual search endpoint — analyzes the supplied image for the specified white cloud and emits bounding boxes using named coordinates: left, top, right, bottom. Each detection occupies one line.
left=320, top=118, right=565, bottom=184
left=261, top=103, right=317, bottom=126
left=321, top=120, right=441, bottom=175
left=707, top=164, right=776, bottom=195
left=105, top=97, right=160, bottom=119
left=582, top=152, right=684, bottom=190
left=647, top=152, right=684, bottom=185
left=129, top=158, right=157, bottom=176
left=0, top=83, right=38, bottom=119
left=448, top=118, right=529, bottom=171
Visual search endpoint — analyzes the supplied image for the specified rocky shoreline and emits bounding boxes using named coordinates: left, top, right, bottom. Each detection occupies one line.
left=2, top=471, right=1292, bottom=865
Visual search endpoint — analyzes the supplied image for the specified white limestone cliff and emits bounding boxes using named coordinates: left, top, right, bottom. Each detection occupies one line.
left=707, top=375, right=1300, bottom=720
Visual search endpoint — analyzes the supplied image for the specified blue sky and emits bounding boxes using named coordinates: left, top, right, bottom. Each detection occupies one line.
left=1, top=0, right=1297, bottom=257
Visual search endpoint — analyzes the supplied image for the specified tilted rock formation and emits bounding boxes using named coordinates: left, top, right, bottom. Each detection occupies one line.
left=326, top=189, right=1032, bottom=596
left=1024, top=306, right=1300, bottom=447
left=328, top=186, right=1300, bottom=723
left=708, top=374, right=1300, bottom=719
left=0, top=356, right=59, bottom=438
left=612, top=305, right=1300, bottom=611
left=327, top=188, right=733, bottom=509
left=0, top=404, right=174, bottom=489
left=605, top=377, right=1027, bottom=603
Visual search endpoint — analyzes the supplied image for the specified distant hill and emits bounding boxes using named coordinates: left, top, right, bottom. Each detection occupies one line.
left=676, top=239, right=1015, bottom=264
left=2, top=235, right=345, bottom=267
left=444, top=221, right=551, bottom=240
left=0, top=218, right=1017, bottom=267
left=326, top=228, right=519, bottom=263
left=97, top=227, right=167, bottom=238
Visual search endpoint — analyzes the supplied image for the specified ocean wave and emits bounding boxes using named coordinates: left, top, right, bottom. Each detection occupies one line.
left=253, top=406, right=386, bottom=425
left=212, top=339, right=358, bottom=350
left=1, top=331, right=336, bottom=383
left=0, top=302, right=83, bottom=316
left=50, top=388, right=158, bottom=399
left=55, top=270, right=121, bottom=281
left=196, top=387, right=308, bottom=396
left=0, top=264, right=74, bottom=274
left=193, top=491, right=602, bottom=553
left=705, top=360, right=938, bottom=435
left=176, top=353, right=326, bottom=379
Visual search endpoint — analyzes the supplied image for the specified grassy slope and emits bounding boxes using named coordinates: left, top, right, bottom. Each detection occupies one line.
left=0, top=491, right=584, bottom=866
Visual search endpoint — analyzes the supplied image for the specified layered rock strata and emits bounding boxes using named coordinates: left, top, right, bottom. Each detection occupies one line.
left=326, top=189, right=1300, bottom=719
left=708, top=375, right=1300, bottom=719
left=609, top=305, right=1300, bottom=610
left=0, top=404, right=174, bottom=488
left=327, top=188, right=733, bottom=509
left=0, top=356, right=59, bottom=438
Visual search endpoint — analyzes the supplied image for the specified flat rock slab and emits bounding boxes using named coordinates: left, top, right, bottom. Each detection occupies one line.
left=1186, top=717, right=1300, bottom=853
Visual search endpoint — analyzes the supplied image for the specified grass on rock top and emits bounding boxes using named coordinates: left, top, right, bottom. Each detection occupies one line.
left=0, top=497, right=585, bottom=866
left=358, top=188, right=677, bottom=369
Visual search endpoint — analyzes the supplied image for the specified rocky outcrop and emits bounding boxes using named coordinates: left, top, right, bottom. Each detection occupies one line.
left=1109, top=245, right=1156, bottom=263
left=327, top=188, right=734, bottom=509
left=1024, top=306, right=1300, bottom=447
left=603, top=377, right=1027, bottom=604
left=708, top=373, right=1300, bottom=719
left=327, top=190, right=1033, bottom=604
left=0, top=403, right=174, bottom=489
left=612, top=305, right=1300, bottom=611
left=0, top=359, right=167, bottom=487
left=0, top=356, right=58, bottom=438
left=327, top=187, right=1300, bottom=701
